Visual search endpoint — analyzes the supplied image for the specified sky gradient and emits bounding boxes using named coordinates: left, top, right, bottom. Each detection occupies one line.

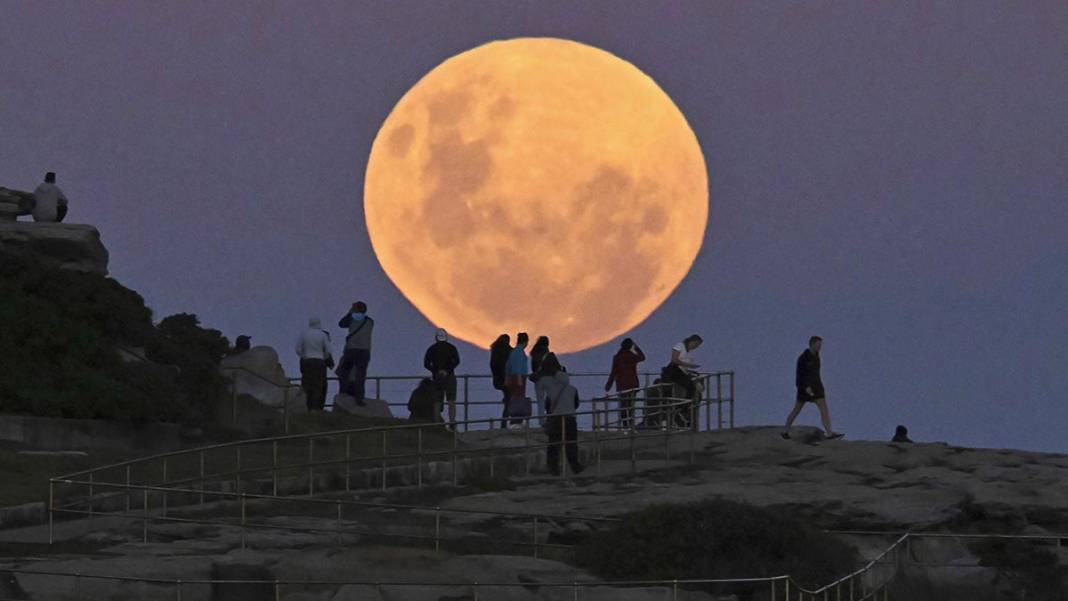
left=2, top=1, right=1066, bottom=451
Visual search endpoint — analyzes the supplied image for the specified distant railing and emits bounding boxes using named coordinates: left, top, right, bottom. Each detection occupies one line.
left=13, top=530, right=1068, bottom=599
left=229, top=366, right=735, bottom=434
left=48, top=382, right=716, bottom=553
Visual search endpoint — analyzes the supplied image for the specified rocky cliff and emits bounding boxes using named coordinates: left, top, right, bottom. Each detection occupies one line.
left=0, top=222, right=109, bottom=275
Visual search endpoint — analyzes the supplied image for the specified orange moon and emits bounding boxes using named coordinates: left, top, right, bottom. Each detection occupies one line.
left=364, top=38, right=708, bottom=353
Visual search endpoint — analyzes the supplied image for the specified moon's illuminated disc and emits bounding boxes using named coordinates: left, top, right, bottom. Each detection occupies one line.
left=365, top=38, right=708, bottom=353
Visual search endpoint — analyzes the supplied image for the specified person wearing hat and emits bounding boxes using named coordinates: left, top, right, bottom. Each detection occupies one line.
left=233, top=335, right=252, bottom=354
left=423, top=328, right=461, bottom=425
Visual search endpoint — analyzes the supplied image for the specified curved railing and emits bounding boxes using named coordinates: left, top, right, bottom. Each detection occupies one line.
left=47, top=382, right=715, bottom=554
left=9, top=530, right=1068, bottom=599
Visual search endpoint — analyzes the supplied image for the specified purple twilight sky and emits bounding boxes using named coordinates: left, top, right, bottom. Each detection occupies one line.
left=2, top=1, right=1066, bottom=451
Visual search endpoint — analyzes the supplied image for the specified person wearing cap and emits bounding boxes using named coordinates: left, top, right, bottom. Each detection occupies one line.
left=32, top=172, right=69, bottom=223
left=232, top=335, right=252, bottom=355
left=423, top=328, right=461, bottom=425
left=296, top=317, right=333, bottom=412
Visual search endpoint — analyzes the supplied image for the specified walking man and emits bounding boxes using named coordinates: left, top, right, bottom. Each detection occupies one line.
left=295, top=317, right=333, bottom=411
left=424, top=328, right=460, bottom=426
left=783, top=336, right=843, bottom=440
left=337, top=301, right=374, bottom=406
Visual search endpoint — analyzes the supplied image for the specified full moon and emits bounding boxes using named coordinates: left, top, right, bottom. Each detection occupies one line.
left=364, top=38, right=708, bottom=353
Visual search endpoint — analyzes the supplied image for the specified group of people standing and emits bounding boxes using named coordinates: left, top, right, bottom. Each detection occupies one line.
left=295, top=301, right=376, bottom=412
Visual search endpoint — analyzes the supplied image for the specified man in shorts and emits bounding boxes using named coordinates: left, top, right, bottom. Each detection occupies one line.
left=782, top=336, right=842, bottom=440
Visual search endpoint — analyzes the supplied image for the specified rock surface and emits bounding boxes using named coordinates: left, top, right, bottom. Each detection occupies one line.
left=221, top=346, right=307, bottom=413
left=0, top=222, right=109, bottom=274
left=0, top=187, right=35, bottom=221
left=332, top=394, right=394, bottom=418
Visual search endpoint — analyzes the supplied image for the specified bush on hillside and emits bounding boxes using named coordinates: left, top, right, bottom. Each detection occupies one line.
left=575, top=499, right=858, bottom=598
left=0, top=252, right=228, bottom=423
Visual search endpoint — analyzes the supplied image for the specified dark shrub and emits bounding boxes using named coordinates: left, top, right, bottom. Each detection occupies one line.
left=0, top=252, right=227, bottom=423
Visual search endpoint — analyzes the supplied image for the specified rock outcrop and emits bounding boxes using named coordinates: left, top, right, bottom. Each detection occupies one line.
left=332, top=393, right=394, bottom=418
left=0, top=187, right=35, bottom=221
left=220, top=346, right=306, bottom=414
left=0, top=222, right=109, bottom=275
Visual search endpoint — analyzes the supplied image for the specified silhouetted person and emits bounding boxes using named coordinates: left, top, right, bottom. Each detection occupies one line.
left=529, top=336, right=551, bottom=423
left=662, top=334, right=702, bottom=427
left=295, top=317, right=333, bottom=411
left=545, top=370, right=584, bottom=476
left=783, top=336, right=842, bottom=440
left=424, top=328, right=460, bottom=425
left=489, top=334, right=511, bottom=415
left=32, top=172, right=68, bottom=223
left=232, top=335, right=252, bottom=354
left=892, top=425, right=913, bottom=443
left=605, top=338, right=646, bottom=429
left=407, top=378, right=441, bottom=423
left=337, top=301, right=374, bottom=406
left=503, top=332, right=530, bottom=427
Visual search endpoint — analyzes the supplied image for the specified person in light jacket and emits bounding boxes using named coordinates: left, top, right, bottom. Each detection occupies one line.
left=544, top=370, right=584, bottom=476
left=296, top=317, right=333, bottom=411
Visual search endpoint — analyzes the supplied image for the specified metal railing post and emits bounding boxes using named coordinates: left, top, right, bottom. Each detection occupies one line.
left=434, top=506, right=441, bottom=552
left=381, top=430, right=388, bottom=491
left=336, top=501, right=342, bottom=543
left=672, top=579, right=678, bottom=601
left=231, top=373, right=238, bottom=425
left=524, top=420, right=532, bottom=477
left=88, top=471, right=94, bottom=525
left=234, top=448, right=241, bottom=497
left=729, top=372, right=735, bottom=428
left=630, top=426, right=637, bottom=475
left=345, top=434, right=352, bottom=492
left=48, top=480, right=54, bottom=545
left=417, top=427, right=424, bottom=488
left=533, top=516, right=539, bottom=558
left=160, top=459, right=167, bottom=517
left=463, top=375, right=470, bottom=431
left=272, top=441, right=279, bottom=496
left=142, top=488, right=148, bottom=543
left=176, top=580, right=182, bottom=601
left=593, top=410, right=601, bottom=478
left=274, top=579, right=280, bottom=601
left=375, top=377, right=381, bottom=401
left=716, top=375, right=723, bottom=429
left=308, top=438, right=315, bottom=496
left=240, top=493, right=247, bottom=549
left=451, top=426, right=459, bottom=486
left=283, top=386, right=290, bottom=434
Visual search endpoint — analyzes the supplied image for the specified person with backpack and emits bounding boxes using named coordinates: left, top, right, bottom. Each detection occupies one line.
left=545, top=370, right=584, bottom=476
left=337, top=301, right=374, bottom=406
left=529, top=336, right=551, bottom=424
left=502, top=332, right=531, bottom=427
left=662, top=334, right=702, bottom=428
left=295, top=317, right=333, bottom=411
left=605, top=338, right=646, bottom=430
left=424, top=328, right=460, bottom=425
left=489, top=333, right=511, bottom=420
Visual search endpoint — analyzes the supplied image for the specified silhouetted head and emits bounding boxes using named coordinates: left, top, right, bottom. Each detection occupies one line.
left=533, top=335, right=549, bottom=349
left=621, top=338, right=634, bottom=351
left=493, top=334, right=510, bottom=348
left=895, top=425, right=908, bottom=437
left=44, top=172, right=56, bottom=183
left=555, top=369, right=570, bottom=386
left=809, top=336, right=823, bottom=353
left=353, top=301, right=368, bottom=313
left=683, top=334, right=703, bottom=351
left=516, top=332, right=529, bottom=348
left=235, top=335, right=251, bottom=351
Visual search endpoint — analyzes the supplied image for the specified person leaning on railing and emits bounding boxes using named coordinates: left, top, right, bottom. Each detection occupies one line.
left=662, top=334, right=703, bottom=428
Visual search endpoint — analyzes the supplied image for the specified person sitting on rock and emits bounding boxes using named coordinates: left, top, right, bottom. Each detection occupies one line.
left=892, top=425, right=913, bottom=443
left=407, top=378, right=442, bottom=424
left=32, top=172, right=69, bottom=223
